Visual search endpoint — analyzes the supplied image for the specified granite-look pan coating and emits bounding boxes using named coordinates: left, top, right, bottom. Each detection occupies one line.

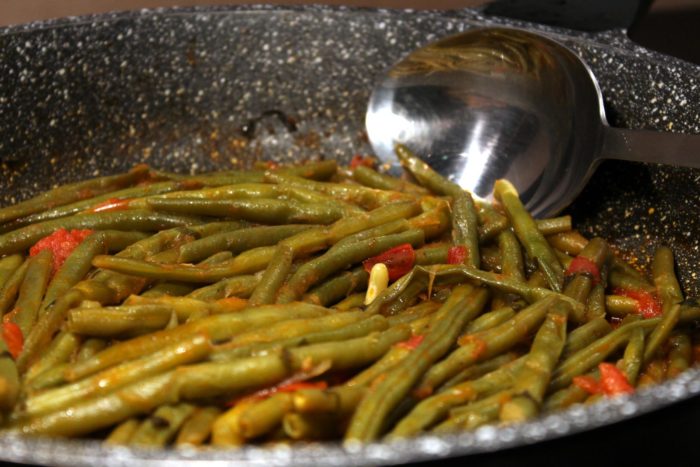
left=0, top=5, right=699, bottom=466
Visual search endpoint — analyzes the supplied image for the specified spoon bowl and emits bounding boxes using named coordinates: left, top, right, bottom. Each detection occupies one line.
left=366, top=27, right=700, bottom=217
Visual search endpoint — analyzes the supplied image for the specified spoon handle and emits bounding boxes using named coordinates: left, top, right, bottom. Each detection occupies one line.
left=602, top=127, right=700, bottom=168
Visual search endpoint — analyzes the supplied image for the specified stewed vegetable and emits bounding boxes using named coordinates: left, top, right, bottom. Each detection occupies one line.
left=0, top=146, right=696, bottom=447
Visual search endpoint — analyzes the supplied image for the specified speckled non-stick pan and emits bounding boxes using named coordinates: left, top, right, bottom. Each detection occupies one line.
left=1, top=5, right=699, bottom=466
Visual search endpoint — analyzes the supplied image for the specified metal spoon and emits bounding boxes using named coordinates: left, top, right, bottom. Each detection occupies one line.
left=366, top=27, right=700, bottom=217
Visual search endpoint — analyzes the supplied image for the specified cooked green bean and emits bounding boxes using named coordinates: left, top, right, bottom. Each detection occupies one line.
left=10, top=249, right=53, bottom=337
left=0, top=165, right=150, bottom=225
left=248, top=244, right=294, bottom=306
left=346, top=286, right=488, bottom=441
left=0, top=155, right=697, bottom=447
left=494, top=179, right=563, bottom=291
left=175, top=406, right=221, bottom=446
left=130, top=403, right=196, bottom=447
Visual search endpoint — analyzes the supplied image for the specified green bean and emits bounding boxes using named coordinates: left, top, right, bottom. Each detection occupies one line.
left=543, top=373, right=594, bottom=411
left=562, top=238, right=609, bottom=324
left=130, top=403, right=196, bottom=447
left=393, top=144, right=457, bottom=196
left=24, top=331, right=81, bottom=383
left=23, top=364, right=67, bottom=392
left=0, top=210, right=202, bottom=256
left=415, top=294, right=561, bottom=398
left=409, top=198, right=452, bottom=240
left=608, top=269, right=655, bottom=293
left=187, top=275, right=260, bottom=301
left=292, top=385, right=367, bottom=415
left=64, top=303, right=330, bottom=381
left=550, top=318, right=659, bottom=391
left=0, top=165, right=150, bottom=225
left=433, top=391, right=511, bottom=433
left=176, top=325, right=411, bottom=401
left=667, top=333, right=691, bottom=379
left=105, top=418, right=141, bottom=445
left=476, top=202, right=509, bottom=243
left=13, top=371, right=176, bottom=437
left=210, top=398, right=256, bottom=446
left=393, top=144, right=479, bottom=266
left=414, top=245, right=449, bottom=265
left=175, top=406, right=222, bottom=446
left=0, top=258, right=28, bottom=316
left=345, top=286, right=488, bottom=442
left=499, top=303, right=569, bottom=423
left=214, top=311, right=368, bottom=352
left=439, top=352, right=520, bottom=391
left=10, top=249, right=52, bottom=337
left=494, top=179, right=563, bottom=291
left=0, top=255, right=23, bottom=291
left=652, top=246, right=684, bottom=313
left=644, top=303, right=682, bottom=364
left=39, top=231, right=148, bottom=315
left=305, top=267, right=368, bottom=307
left=148, top=198, right=345, bottom=225
left=585, top=284, right=607, bottom=321
left=332, top=292, right=366, bottom=311
left=276, top=229, right=425, bottom=303
left=351, top=165, right=426, bottom=194
left=23, top=334, right=210, bottom=417
left=562, top=317, right=612, bottom=358
left=67, top=305, right=175, bottom=337
left=91, top=202, right=421, bottom=283
left=282, top=412, right=338, bottom=440
left=621, top=328, right=645, bottom=385
left=237, top=393, right=292, bottom=439
left=210, top=315, right=389, bottom=361
left=0, top=346, right=19, bottom=412
left=248, top=244, right=294, bottom=306
left=332, top=218, right=410, bottom=250
left=390, top=356, right=524, bottom=436
left=605, top=295, right=639, bottom=317
left=75, top=338, right=107, bottom=363
left=10, top=179, right=204, bottom=229
left=264, top=171, right=414, bottom=210
left=536, top=216, right=572, bottom=235
left=450, top=191, right=481, bottom=268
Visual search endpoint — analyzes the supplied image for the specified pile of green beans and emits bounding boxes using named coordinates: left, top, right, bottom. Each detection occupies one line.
left=0, top=150, right=697, bottom=448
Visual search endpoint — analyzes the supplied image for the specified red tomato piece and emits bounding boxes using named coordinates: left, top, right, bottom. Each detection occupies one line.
left=350, top=154, right=375, bottom=170
left=2, top=322, right=23, bottom=360
left=612, top=287, right=663, bottom=319
left=598, top=362, right=634, bottom=396
left=572, top=375, right=601, bottom=395
left=565, top=256, right=601, bottom=285
left=29, top=228, right=94, bottom=275
left=395, top=334, right=424, bottom=350
left=363, top=243, right=415, bottom=281
left=447, top=245, right=468, bottom=265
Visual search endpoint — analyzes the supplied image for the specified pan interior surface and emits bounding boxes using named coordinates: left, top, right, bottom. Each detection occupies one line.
left=1, top=5, right=700, bottom=466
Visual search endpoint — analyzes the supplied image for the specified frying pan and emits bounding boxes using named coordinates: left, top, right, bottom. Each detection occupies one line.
left=1, top=5, right=700, bottom=466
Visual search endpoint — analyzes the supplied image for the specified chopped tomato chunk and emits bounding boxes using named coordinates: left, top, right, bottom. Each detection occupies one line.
left=363, top=243, right=415, bottom=281
left=447, top=245, right=468, bottom=265
left=350, top=154, right=375, bottom=169
left=572, top=363, right=634, bottom=396
left=30, top=228, right=94, bottom=274
left=612, top=287, right=662, bottom=318
left=598, top=362, right=634, bottom=396
left=2, top=322, right=23, bottom=360
left=565, top=256, right=601, bottom=285
left=395, top=334, right=424, bottom=350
